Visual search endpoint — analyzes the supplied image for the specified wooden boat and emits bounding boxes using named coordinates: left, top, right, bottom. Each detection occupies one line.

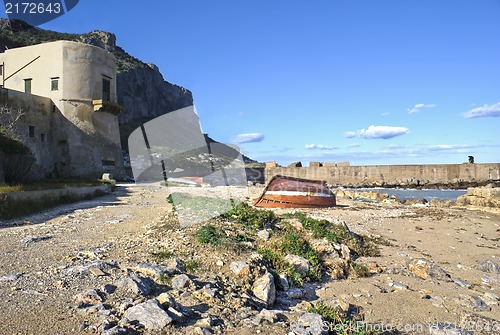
left=254, top=175, right=336, bottom=208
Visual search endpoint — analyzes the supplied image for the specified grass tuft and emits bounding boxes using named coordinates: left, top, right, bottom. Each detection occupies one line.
left=196, top=225, right=223, bottom=245
left=222, top=202, right=276, bottom=229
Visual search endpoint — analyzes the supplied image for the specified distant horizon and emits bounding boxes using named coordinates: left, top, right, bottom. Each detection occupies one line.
left=2, top=0, right=498, bottom=166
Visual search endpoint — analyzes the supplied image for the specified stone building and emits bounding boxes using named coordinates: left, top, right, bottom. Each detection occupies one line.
left=0, top=40, right=125, bottom=180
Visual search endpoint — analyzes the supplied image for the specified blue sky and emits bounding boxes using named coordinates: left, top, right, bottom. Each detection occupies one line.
left=4, top=0, right=499, bottom=166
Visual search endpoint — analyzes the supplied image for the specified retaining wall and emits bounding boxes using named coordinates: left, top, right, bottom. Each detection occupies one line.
left=264, top=163, right=500, bottom=188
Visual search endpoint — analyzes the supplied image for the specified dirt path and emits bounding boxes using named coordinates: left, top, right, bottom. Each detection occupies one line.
left=0, top=183, right=171, bottom=334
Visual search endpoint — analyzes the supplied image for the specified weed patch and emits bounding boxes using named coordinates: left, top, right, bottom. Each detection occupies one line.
left=222, top=202, right=276, bottom=229
left=284, top=212, right=380, bottom=257
left=183, top=260, right=200, bottom=273
left=309, top=300, right=380, bottom=335
left=258, top=232, right=322, bottom=286
left=196, top=225, right=223, bottom=245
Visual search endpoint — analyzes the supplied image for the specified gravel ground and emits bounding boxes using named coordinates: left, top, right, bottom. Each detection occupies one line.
left=0, top=183, right=498, bottom=334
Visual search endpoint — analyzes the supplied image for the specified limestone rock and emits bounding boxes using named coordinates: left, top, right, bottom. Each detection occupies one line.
left=102, top=326, right=129, bottom=335
left=429, top=322, right=473, bottom=335
left=135, top=262, right=178, bottom=279
left=257, top=230, right=270, bottom=241
left=284, top=254, right=310, bottom=277
left=171, top=274, right=193, bottom=290
left=323, top=257, right=348, bottom=280
left=475, top=260, right=500, bottom=273
left=285, top=288, right=304, bottom=299
left=118, top=273, right=153, bottom=296
left=74, top=289, right=103, bottom=305
left=340, top=244, right=351, bottom=260
left=252, top=272, right=276, bottom=306
left=453, top=278, right=472, bottom=288
left=291, top=313, right=328, bottom=335
left=124, top=299, right=172, bottom=330
left=157, top=292, right=176, bottom=306
left=278, top=273, right=289, bottom=291
left=310, top=238, right=336, bottom=255
left=407, top=258, right=451, bottom=281
left=230, top=261, right=250, bottom=277
left=457, top=294, right=491, bottom=312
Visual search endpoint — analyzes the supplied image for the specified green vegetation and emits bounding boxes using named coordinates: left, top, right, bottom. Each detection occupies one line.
left=158, top=273, right=172, bottom=285
left=183, top=260, right=200, bottom=273
left=0, top=178, right=105, bottom=193
left=258, top=232, right=322, bottom=286
left=196, top=225, right=223, bottom=245
left=0, top=184, right=23, bottom=193
left=284, top=212, right=380, bottom=257
left=222, top=202, right=276, bottom=229
left=150, top=249, right=173, bottom=261
left=309, top=301, right=381, bottom=335
left=191, top=202, right=380, bottom=286
left=349, top=261, right=371, bottom=278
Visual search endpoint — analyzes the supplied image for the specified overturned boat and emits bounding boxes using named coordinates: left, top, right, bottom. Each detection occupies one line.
left=254, top=175, right=336, bottom=208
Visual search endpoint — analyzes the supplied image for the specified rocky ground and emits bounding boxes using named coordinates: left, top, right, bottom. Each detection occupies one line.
left=0, top=183, right=498, bottom=335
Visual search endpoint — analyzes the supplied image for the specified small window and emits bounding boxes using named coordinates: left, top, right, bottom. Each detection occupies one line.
left=24, top=79, right=32, bottom=94
left=0, top=65, right=3, bottom=76
left=102, top=160, right=115, bottom=167
left=29, top=125, right=35, bottom=137
left=41, top=134, right=46, bottom=142
left=102, top=77, right=111, bottom=102
left=51, top=78, right=59, bottom=91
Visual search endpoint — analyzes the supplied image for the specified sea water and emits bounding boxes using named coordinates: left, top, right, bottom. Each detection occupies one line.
left=354, top=188, right=467, bottom=201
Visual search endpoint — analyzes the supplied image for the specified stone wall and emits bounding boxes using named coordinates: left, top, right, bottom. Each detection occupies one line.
left=264, top=163, right=500, bottom=188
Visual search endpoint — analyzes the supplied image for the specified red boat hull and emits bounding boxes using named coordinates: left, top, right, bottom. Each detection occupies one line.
left=254, top=175, right=336, bottom=208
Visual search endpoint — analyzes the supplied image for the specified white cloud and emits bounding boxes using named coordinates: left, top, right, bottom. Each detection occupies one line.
left=463, top=102, right=500, bottom=119
left=305, top=144, right=338, bottom=150
left=345, top=125, right=410, bottom=140
left=232, top=133, right=265, bottom=144
left=408, top=103, right=436, bottom=114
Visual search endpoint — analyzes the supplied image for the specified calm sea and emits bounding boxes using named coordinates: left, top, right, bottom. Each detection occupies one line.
left=354, top=188, right=467, bottom=201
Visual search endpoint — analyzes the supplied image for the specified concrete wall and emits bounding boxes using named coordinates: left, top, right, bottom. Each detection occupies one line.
left=265, top=163, right=500, bottom=187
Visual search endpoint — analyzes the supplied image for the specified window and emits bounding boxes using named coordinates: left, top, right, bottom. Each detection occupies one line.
left=102, top=78, right=111, bottom=102
left=29, top=125, right=35, bottom=138
left=0, top=65, right=3, bottom=76
left=41, top=134, right=46, bottom=142
left=102, top=160, right=115, bottom=167
left=24, top=78, right=32, bottom=93
left=51, top=77, right=59, bottom=91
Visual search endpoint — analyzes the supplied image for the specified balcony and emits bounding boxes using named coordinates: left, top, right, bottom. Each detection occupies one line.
left=92, top=99, right=123, bottom=115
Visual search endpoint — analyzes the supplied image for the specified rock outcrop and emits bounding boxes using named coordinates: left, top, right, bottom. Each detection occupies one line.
left=456, top=185, right=500, bottom=209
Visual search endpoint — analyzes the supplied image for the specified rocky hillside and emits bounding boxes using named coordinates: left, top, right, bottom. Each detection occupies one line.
left=0, top=19, right=193, bottom=153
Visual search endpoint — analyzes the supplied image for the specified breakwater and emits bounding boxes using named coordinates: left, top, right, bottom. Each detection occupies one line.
left=261, top=163, right=500, bottom=188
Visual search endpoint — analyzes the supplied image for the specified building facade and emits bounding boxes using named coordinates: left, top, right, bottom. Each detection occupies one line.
left=0, top=40, right=125, bottom=179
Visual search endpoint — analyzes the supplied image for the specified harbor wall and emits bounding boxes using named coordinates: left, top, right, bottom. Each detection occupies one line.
left=262, top=163, right=500, bottom=188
